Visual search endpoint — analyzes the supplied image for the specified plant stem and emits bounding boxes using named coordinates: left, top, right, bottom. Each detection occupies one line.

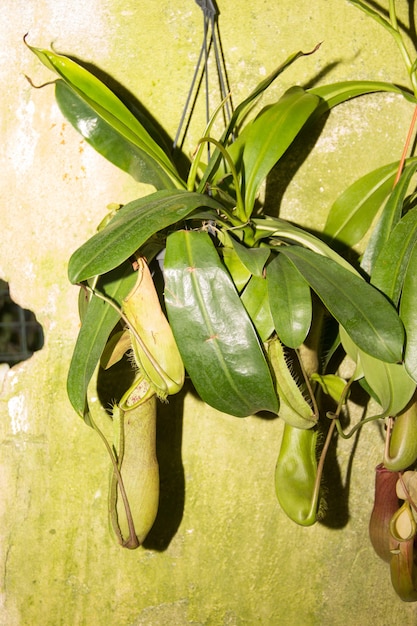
left=387, top=0, right=417, bottom=95
left=192, top=136, right=247, bottom=223
left=394, top=105, right=417, bottom=186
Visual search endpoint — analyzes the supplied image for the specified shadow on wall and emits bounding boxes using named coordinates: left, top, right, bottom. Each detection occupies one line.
left=0, top=279, right=44, bottom=366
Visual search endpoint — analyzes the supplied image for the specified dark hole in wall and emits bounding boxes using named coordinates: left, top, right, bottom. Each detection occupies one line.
left=0, top=279, right=44, bottom=365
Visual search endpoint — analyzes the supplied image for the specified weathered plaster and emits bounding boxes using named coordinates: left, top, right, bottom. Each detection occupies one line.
left=2, top=1, right=417, bottom=624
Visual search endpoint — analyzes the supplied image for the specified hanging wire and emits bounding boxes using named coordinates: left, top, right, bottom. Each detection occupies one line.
left=173, top=0, right=233, bottom=160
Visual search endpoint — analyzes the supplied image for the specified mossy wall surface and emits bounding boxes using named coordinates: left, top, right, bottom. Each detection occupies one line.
left=1, top=1, right=417, bottom=624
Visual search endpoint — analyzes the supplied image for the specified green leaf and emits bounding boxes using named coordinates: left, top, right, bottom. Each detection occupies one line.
left=221, top=246, right=251, bottom=292
left=67, top=262, right=137, bottom=418
left=27, top=41, right=184, bottom=188
left=55, top=80, right=177, bottom=190
left=371, top=209, right=417, bottom=306
left=338, top=326, right=363, bottom=380
left=228, top=46, right=321, bottom=132
left=252, top=215, right=360, bottom=275
left=240, top=275, right=275, bottom=341
left=229, top=237, right=270, bottom=276
left=362, top=159, right=417, bottom=274
left=281, top=246, right=404, bottom=363
left=309, top=80, right=416, bottom=107
left=400, top=244, right=417, bottom=382
left=229, top=87, right=321, bottom=215
left=198, top=45, right=322, bottom=192
left=68, top=189, right=224, bottom=283
left=346, top=0, right=399, bottom=40
left=164, top=230, right=278, bottom=416
left=323, top=161, right=404, bottom=247
left=359, top=351, right=415, bottom=417
left=341, top=326, right=415, bottom=415
left=310, top=373, right=348, bottom=403
left=267, top=253, right=312, bottom=348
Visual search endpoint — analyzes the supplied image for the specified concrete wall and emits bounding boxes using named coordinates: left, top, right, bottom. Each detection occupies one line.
left=1, top=0, right=417, bottom=624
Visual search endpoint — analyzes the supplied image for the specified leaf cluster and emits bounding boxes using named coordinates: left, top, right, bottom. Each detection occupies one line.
left=25, top=0, right=417, bottom=569
left=26, top=35, right=415, bottom=422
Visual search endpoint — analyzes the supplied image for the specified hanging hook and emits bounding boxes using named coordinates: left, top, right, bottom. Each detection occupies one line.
left=194, top=0, right=218, bottom=19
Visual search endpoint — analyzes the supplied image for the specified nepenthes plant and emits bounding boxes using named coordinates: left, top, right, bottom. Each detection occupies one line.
left=25, top=0, right=417, bottom=601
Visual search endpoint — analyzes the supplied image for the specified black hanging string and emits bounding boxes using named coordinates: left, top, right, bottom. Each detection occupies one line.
left=173, top=0, right=233, bottom=161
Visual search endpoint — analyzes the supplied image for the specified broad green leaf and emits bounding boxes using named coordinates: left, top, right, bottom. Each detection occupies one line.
left=164, top=230, right=278, bottom=416
left=341, top=324, right=415, bottom=415
left=310, top=373, right=348, bottom=403
left=309, top=80, right=416, bottom=107
left=67, top=262, right=137, bottom=418
left=400, top=244, right=417, bottom=382
left=27, top=40, right=184, bottom=188
left=267, top=253, right=312, bottom=348
left=228, top=87, right=321, bottom=215
left=229, top=237, right=270, bottom=276
left=240, top=275, right=275, bottom=341
left=362, top=159, right=417, bottom=274
left=55, top=80, right=177, bottom=190
left=252, top=216, right=360, bottom=275
left=68, top=189, right=225, bottom=283
left=323, top=161, right=403, bottom=247
left=281, top=246, right=404, bottom=363
left=371, top=209, right=417, bottom=306
left=338, top=326, right=363, bottom=380
left=221, top=246, right=251, bottom=291
left=359, top=351, right=415, bottom=417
